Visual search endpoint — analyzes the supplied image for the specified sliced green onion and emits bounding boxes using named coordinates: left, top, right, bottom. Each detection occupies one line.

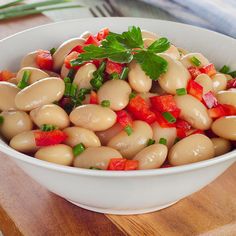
left=50, top=47, right=56, bottom=55
left=219, top=65, right=230, bottom=74
left=64, top=83, right=71, bottom=96
left=190, top=56, right=201, bottom=66
left=67, top=69, right=76, bottom=80
left=110, top=72, right=119, bottom=80
left=90, top=74, right=103, bottom=90
left=228, top=71, right=236, bottom=78
left=162, top=112, right=176, bottom=123
left=147, top=139, right=155, bottom=146
left=159, top=138, right=167, bottom=145
left=40, top=124, right=57, bottom=131
left=89, top=167, right=101, bottom=170
left=73, top=143, right=85, bottom=156
left=176, top=88, right=187, bottom=96
left=129, top=91, right=136, bottom=100
left=17, top=70, right=31, bottom=89
left=0, top=116, right=4, bottom=125
left=77, top=88, right=91, bottom=102
left=64, top=77, right=71, bottom=83
left=120, top=67, right=129, bottom=80
left=0, top=0, right=24, bottom=9
left=70, top=83, right=78, bottom=97
left=124, top=125, right=133, bottom=136
left=97, top=61, right=106, bottom=73
left=101, top=100, right=110, bottom=107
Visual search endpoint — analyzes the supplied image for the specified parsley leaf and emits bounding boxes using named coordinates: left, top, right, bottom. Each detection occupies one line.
left=147, top=37, right=170, bottom=53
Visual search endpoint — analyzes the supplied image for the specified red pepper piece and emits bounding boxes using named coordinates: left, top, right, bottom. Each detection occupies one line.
left=69, top=45, right=84, bottom=54
left=64, top=51, right=81, bottom=70
left=208, top=104, right=226, bottom=118
left=150, top=95, right=178, bottom=112
left=124, top=160, right=139, bottom=170
left=175, top=119, right=191, bottom=138
left=107, top=158, right=127, bottom=170
left=116, top=110, right=132, bottom=127
left=221, top=104, right=236, bottom=115
left=96, top=28, right=109, bottom=41
left=85, top=35, right=99, bottom=46
left=0, top=70, right=16, bottom=81
left=199, top=63, right=216, bottom=77
left=92, top=59, right=101, bottom=68
left=227, top=78, right=236, bottom=89
left=34, top=130, right=67, bottom=147
left=188, top=129, right=204, bottom=135
left=153, top=111, right=175, bottom=128
left=202, top=91, right=218, bottom=108
left=89, top=91, right=98, bottom=104
left=105, top=60, right=123, bottom=75
left=36, top=50, right=53, bottom=70
left=187, top=79, right=203, bottom=101
left=188, top=66, right=201, bottom=79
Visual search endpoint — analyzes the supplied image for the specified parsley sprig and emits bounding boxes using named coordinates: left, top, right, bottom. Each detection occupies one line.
left=71, top=26, right=170, bottom=80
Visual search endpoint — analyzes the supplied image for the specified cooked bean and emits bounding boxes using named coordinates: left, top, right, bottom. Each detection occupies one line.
left=73, top=146, right=122, bottom=169
left=10, top=130, right=38, bottom=153
left=178, top=47, right=189, bottom=57
left=80, top=31, right=92, bottom=40
left=134, top=144, right=167, bottom=169
left=43, top=70, right=60, bottom=78
left=0, top=111, right=32, bottom=140
left=30, top=104, right=69, bottom=129
left=168, top=134, right=214, bottom=166
left=216, top=90, right=236, bottom=107
left=8, top=78, right=18, bottom=85
left=108, top=121, right=153, bottom=159
left=69, top=104, right=117, bottom=131
left=97, top=80, right=131, bottom=111
left=211, top=73, right=227, bottom=93
left=0, top=82, right=19, bottom=111
left=16, top=67, right=49, bottom=84
left=163, top=45, right=180, bottom=60
left=73, top=63, right=97, bottom=89
left=53, top=38, right=85, bottom=71
left=63, top=126, right=101, bottom=147
left=60, top=64, right=70, bottom=79
left=180, top=53, right=209, bottom=68
left=35, top=144, right=73, bottom=166
left=128, top=60, right=152, bottom=93
left=174, top=94, right=212, bottom=130
left=96, top=123, right=123, bottom=145
left=139, top=92, right=157, bottom=106
left=21, top=51, right=39, bottom=68
left=211, top=116, right=236, bottom=140
left=211, top=138, right=232, bottom=156
left=195, top=74, right=213, bottom=94
left=143, top=38, right=155, bottom=48
left=15, top=77, right=65, bottom=111
left=152, top=122, right=177, bottom=148
left=158, top=54, right=190, bottom=94
left=225, top=74, right=233, bottom=81
left=141, top=30, right=158, bottom=40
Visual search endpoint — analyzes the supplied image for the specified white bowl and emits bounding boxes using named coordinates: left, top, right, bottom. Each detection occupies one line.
left=0, top=18, right=236, bottom=215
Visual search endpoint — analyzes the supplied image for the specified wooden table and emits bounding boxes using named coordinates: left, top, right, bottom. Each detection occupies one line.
left=1, top=14, right=236, bottom=236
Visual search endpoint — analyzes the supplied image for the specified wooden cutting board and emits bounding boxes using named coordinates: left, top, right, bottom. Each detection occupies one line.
left=0, top=14, right=236, bottom=236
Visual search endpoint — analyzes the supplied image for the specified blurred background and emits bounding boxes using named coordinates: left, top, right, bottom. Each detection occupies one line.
left=0, top=0, right=235, bottom=38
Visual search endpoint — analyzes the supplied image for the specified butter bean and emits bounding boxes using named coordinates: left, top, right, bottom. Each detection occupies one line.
left=21, top=51, right=39, bottom=68
left=60, top=64, right=69, bottom=79
left=180, top=53, right=209, bottom=68
left=211, top=73, right=227, bottom=93
left=216, top=90, right=236, bottom=107
left=195, top=74, right=213, bottom=94
left=211, top=138, right=232, bottom=156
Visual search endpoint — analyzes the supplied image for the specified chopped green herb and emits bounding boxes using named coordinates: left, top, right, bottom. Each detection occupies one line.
left=40, top=124, right=57, bottom=131
left=124, top=125, right=133, bottom=136
left=89, top=167, right=102, bottom=170
left=70, top=83, right=78, bottom=97
left=64, top=83, right=71, bottom=96
left=90, top=61, right=106, bottom=90
left=50, top=47, right=56, bottom=55
left=77, top=88, right=91, bottom=102
left=64, top=77, right=71, bottom=83
left=17, top=70, right=31, bottom=89
left=129, top=91, right=136, bottom=100
left=190, top=56, right=201, bottom=66
left=120, top=67, right=129, bottom=80
left=101, top=100, right=110, bottom=107
left=219, top=65, right=230, bottom=74
left=147, top=139, right=155, bottom=146
left=67, top=68, right=76, bottom=80
left=73, top=143, right=85, bottom=156
left=176, top=88, right=187, bottom=96
left=0, top=116, right=4, bottom=125
left=162, top=112, right=176, bottom=123
left=159, top=138, right=167, bottom=145
left=110, top=72, right=120, bottom=79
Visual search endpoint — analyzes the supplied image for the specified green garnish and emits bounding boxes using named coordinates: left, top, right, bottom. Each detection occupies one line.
left=129, top=91, right=136, bottom=100
left=73, top=143, right=85, bottom=156
left=71, top=26, right=170, bottom=80
left=101, top=100, right=110, bottom=107
left=162, top=112, right=176, bottom=123
left=64, top=77, right=71, bottom=83
left=64, top=82, right=71, bottom=97
left=228, top=71, right=236, bottom=78
left=219, top=65, right=230, bottom=74
left=50, top=47, right=56, bottom=55
left=90, top=61, right=106, bottom=90
left=159, top=138, right=167, bottom=145
left=176, top=88, right=187, bottom=96
left=77, top=88, right=91, bottom=102
left=89, top=167, right=101, bottom=170
left=0, top=116, right=4, bottom=125
left=124, top=125, right=133, bottom=136
left=70, top=83, right=78, bottom=97
left=17, top=70, right=31, bottom=89
left=190, top=56, right=201, bottom=66
left=147, top=139, right=155, bottom=146
left=40, top=124, right=57, bottom=131
left=110, top=72, right=119, bottom=80
left=120, top=67, right=129, bottom=80
left=67, top=68, right=76, bottom=80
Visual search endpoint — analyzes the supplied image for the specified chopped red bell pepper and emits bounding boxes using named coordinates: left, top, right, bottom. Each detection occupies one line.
left=36, top=50, right=53, bottom=70
left=85, top=35, right=99, bottom=46
left=208, top=104, right=226, bottom=118
left=153, top=111, right=175, bottom=128
left=188, top=66, right=201, bottom=79
left=127, top=95, right=156, bottom=124
left=89, top=91, right=98, bottom=104
left=107, top=158, right=138, bottom=170
left=221, top=104, right=236, bottom=115
left=105, top=60, right=123, bottom=75
left=124, top=160, right=139, bottom=170
left=64, top=51, right=81, bottom=70
left=34, top=130, right=67, bottom=146
left=150, top=95, right=177, bottom=112
left=96, top=28, right=109, bottom=41
left=91, top=59, right=101, bottom=68
left=188, top=129, right=204, bottom=135
left=202, top=91, right=218, bottom=108
left=69, top=45, right=84, bottom=54
left=227, top=78, right=236, bottom=89
left=187, top=79, right=203, bottom=101
left=175, top=119, right=191, bottom=138
left=0, top=70, right=16, bottom=81
left=199, top=63, right=216, bottom=77
left=116, top=110, right=132, bottom=127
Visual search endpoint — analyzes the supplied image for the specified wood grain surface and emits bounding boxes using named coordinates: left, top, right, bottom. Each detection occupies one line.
left=0, top=13, right=236, bottom=236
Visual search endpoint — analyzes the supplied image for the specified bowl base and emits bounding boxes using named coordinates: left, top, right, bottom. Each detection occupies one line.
left=66, top=199, right=179, bottom=215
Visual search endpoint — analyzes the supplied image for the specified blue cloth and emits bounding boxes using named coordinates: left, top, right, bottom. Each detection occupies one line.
left=140, top=0, right=236, bottom=38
